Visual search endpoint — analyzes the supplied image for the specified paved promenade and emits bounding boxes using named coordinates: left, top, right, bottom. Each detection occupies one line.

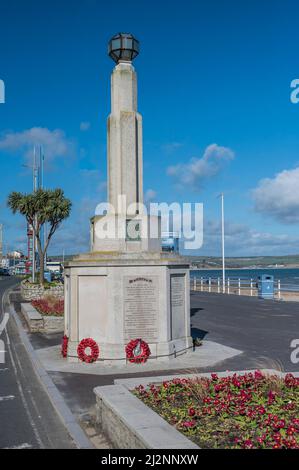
left=190, top=291, right=299, bottom=372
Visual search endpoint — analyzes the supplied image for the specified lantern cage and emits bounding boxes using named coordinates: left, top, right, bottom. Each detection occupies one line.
left=108, top=33, right=139, bottom=63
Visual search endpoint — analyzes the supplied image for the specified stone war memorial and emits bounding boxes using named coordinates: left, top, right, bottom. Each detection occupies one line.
left=64, top=33, right=192, bottom=364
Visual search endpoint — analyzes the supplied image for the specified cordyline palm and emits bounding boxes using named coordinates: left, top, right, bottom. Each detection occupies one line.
left=8, top=188, right=72, bottom=285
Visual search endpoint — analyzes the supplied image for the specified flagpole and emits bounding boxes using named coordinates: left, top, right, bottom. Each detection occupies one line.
left=221, top=193, right=225, bottom=293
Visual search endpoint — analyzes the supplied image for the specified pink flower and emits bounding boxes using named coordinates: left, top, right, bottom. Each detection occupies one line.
left=243, top=439, right=254, bottom=449
left=182, top=420, right=196, bottom=428
left=254, top=370, right=264, bottom=380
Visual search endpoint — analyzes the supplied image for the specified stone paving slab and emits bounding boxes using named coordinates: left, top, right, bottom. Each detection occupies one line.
left=35, top=340, right=242, bottom=376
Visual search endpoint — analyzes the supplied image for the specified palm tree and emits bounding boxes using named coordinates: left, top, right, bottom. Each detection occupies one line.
left=8, top=188, right=72, bottom=285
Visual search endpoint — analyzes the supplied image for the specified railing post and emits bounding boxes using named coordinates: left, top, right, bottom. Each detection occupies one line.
left=227, top=277, right=230, bottom=294
left=208, top=277, right=211, bottom=293
left=201, top=277, right=203, bottom=292
left=193, top=277, right=196, bottom=291
left=250, top=278, right=253, bottom=296
left=217, top=277, right=220, bottom=293
left=238, top=278, right=241, bottom=296
left=278, top=279, right=281, bottom=300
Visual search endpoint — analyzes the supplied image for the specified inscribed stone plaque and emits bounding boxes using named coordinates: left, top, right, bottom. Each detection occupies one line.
left=124, top=276, right=159, bottom=342
left=170, top=274, right=186, bottom=340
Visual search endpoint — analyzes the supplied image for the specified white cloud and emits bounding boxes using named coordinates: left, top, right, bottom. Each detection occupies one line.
left=167, top=143, right=234, bottom=190
left=80, top=122, right=90, bottom=131
left=0, top=127, right=74, bottom=164
left=252, top=167, right=299, bottom=224
left=144, top=189, right=157, bottom=203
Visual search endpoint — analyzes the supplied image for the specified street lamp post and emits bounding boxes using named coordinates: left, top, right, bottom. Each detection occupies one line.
left=218, top=193, right=226, bottom=293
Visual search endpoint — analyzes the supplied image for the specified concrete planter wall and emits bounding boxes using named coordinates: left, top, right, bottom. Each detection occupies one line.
left=21, top=280, right=64, bottom=301
left=21, top=303, right=64, bottom=333
left=94, top=383, right=199, bottom=449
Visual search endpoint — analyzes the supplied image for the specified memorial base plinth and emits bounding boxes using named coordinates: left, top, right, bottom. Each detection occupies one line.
left=64, top=255, right=192, bottom=364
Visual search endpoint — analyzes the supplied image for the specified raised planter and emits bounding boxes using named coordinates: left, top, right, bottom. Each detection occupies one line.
left=94, top=369, right=296, bottom=449
left=21, top=279, right=64, bottom=301
left=94, top=383, right=199, bottom=449
left=21, top=303, right=64, bottom=333
left=21, top=303, right=44, bottom=333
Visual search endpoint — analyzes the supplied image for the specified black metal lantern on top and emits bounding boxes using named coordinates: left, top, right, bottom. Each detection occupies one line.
left=108, top=33, right=139, bottom=64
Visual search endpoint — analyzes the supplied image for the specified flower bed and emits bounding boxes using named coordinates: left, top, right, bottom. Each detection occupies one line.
left=134, top=372, right=299, bottom=449
left=31, top=296, right=64, bottom=317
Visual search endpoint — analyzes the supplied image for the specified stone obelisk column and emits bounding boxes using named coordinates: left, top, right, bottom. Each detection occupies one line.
left=108, top=61, right=143, bottom=215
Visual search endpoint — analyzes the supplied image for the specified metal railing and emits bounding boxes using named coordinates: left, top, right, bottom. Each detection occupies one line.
left=191, top=276, right=299, bottom=300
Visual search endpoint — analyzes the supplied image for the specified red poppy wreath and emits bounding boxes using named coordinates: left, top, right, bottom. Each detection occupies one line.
left=61, top=335, right=69, bottom=358
left=77, top=338, right=99, bottom=363
left=125, top=338, right=151, bottom=364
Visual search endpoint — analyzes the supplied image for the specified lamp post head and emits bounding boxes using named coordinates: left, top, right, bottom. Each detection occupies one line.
left=108, top=33, right=139, bottom=64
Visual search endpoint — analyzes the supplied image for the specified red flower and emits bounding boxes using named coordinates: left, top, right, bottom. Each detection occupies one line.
left=268, top=390, right=276, bottom=404
left=276, top=420, right=285, bottom=429
left=243, top=440, right=254, bottom=449
left=188, top=407, right=196, bottom=416
left=254, top=370, right=264, bottom=380
left=182, top=420, right=196, bottom=428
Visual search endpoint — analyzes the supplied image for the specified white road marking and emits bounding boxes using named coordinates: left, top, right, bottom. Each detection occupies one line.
left=4, top=443, right=32, bottom=449
left=0, top=395, right=15, bottom=402
left=0, top=313, right=9, bottom=336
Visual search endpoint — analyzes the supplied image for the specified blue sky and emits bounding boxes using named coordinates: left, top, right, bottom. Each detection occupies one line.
left=0, top=0, right=299, bottom=256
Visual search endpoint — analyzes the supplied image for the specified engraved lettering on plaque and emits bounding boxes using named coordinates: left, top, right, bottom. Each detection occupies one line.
left=124, top=276, right=159, bottom=343
left=170, top=274, right=186, bottom=340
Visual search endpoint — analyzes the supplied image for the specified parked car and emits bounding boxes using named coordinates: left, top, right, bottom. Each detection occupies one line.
left=52, top=271, right=64, bottom=283
left=0, top=268, right=10, bottom=276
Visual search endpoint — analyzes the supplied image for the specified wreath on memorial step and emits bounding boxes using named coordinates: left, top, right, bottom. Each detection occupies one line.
left=125, top=338, right=151, bottom=364
left=61, top=335, right=69, bottom=358
left=77, top=338, right=99, bottom=363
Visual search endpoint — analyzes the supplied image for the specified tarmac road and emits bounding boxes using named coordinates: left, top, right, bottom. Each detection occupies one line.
left=0, top=276, right=76, bottom=449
